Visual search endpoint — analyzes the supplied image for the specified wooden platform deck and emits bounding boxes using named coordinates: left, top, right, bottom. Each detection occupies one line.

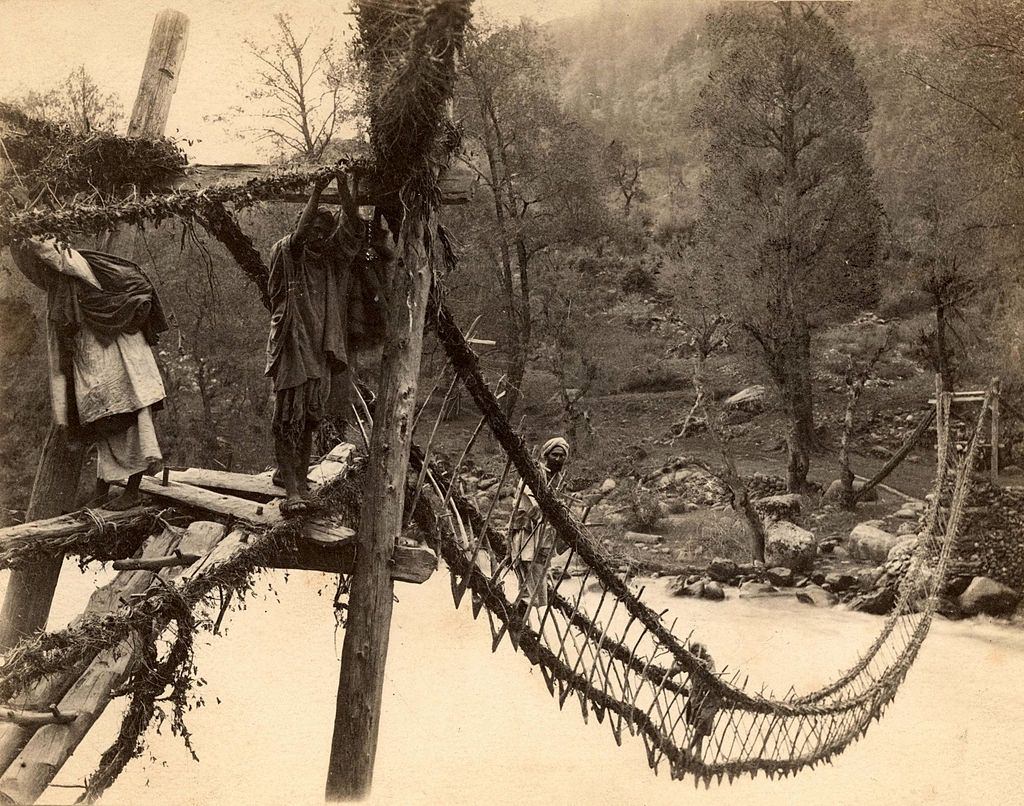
left=0, top=443, right=435, bottom=803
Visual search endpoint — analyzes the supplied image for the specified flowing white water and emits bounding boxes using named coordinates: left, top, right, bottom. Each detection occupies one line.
left=7, top=560, right=1024, bottom=806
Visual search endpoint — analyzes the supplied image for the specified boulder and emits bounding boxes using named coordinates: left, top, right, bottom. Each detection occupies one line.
left=850, top=587, right=895, bottom=615
left=599, top=478, right=617, bottom=494
left=795, top=585, right=838, bottom=607
left=854, top=567, right=886, bottom=590
left=848, top=523, right=899, bottom=562
left=738, top=580, right=777, bottom=598
left=708, top=557, right=739, bottom=583
left=934, top=597, right=965, bottom=620
left=702, top=581, right=726, bottom=601
left=753, top=493, right=804, bottom=521
left=958, top=577, right=1021, bottom=617
left=896, top=521, right=918, bottom=537
left=723, top=385, right=766, bottom=412
left=668, top=576, right=702, bottom=598
left=765, top=566, right=794, bottom=587
left=824, top=479, right=879, bottom=503
left=824, top=572, right=857, bottom=593
left=765, top=521, right=817, bottom=572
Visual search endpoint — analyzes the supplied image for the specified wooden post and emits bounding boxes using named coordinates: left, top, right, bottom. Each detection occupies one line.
left=325, top=206, right=434, bottom=800
left=127, top=9, right=191, bottom=139
left=0, top=428, right=84, bottom=651
left=101, top=8, right=191, bottom=253
left=0, top=9, right=190, bottom=653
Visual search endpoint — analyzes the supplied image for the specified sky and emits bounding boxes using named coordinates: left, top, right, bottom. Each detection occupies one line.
left=0, top=0, right=610, bottom=162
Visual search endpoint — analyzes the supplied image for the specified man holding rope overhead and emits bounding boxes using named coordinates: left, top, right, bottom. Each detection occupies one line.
left=265, top=171, right=390, bottom=514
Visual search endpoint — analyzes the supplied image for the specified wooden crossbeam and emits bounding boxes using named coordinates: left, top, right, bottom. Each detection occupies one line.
left=0, top=707, right=77, bottom=728
left=166, top=163, right=474, bottom=206
left=274, top=541, right=436, bottom=584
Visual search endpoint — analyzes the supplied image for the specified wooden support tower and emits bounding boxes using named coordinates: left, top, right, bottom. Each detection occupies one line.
left=0, top=444, right=437, bottom=801
left=0, top=8, right=191, bottom=653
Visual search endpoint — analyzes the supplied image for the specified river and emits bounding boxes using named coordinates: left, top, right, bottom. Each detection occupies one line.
left=7, top=560, right=1024, bottom=806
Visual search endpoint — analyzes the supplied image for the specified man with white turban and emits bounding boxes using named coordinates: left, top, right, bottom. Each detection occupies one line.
left=509, top=436, right=570, bottom=608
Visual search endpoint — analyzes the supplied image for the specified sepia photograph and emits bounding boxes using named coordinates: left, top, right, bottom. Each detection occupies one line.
left=0, top=0, right=1021, bottom=804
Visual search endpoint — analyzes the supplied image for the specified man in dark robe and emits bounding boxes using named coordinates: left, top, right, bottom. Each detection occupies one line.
left=266, top=173, right=377, bottom=514
left=9, top=236, right=168, bottom=510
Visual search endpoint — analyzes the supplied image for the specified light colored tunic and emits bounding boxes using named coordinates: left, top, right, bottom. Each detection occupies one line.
left=71, top=327, right=165, bottom=425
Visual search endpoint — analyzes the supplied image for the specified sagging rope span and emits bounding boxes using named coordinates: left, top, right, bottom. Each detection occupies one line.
left=397, top=299, right=992, bottom=784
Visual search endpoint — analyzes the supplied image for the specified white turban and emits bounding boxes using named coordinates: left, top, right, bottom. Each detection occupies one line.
left=540, top=437, right=570, bottom=459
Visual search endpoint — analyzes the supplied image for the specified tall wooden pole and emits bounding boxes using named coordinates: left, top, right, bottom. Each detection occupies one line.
left=325, top=206, right=433, bottom=801
left=127, top=10, right=190, bottom=139
left=0, top=9, right=190, bottom=653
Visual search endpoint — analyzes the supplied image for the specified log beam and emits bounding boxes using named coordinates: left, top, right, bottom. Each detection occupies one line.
left=167, top=163, right=474, bottom=206
left=0, top=506, right=155, bottom=545
left=0, top=527, right=182, bottom=775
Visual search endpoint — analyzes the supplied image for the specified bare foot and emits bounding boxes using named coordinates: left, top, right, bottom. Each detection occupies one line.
left=102, top=491, right=143, bottom=511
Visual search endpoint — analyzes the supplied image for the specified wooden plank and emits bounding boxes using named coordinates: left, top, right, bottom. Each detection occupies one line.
left=0, top=527, right=182, bottom=775
left=137, top=477, right=279, bottom=525
left=175, top=527, right=250, bottom=588
left=166, top=164, right=474, bottom=206
left=165, top=468, right=285, bottom=500
left=0, top=505, right=154, bottom=544
left=0, top=522, right=225, bottom=803
left=305, top=518, right=357, bottom=547
left=273, top=542, right=436, bottom=584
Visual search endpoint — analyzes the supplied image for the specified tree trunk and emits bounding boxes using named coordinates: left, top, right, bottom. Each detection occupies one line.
left=324, top=206, right=432, bottom=801
left=935, top=299, right=952, bottom=393
left=783, top=321, right=815, bottom=492
left=836, top=367, right=860, bottom=509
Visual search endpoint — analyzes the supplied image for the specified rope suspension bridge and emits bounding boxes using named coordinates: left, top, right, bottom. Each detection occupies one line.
left=0, top=1, right=1003, bottom=801
left=0, top=328, right=993, bottom=801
